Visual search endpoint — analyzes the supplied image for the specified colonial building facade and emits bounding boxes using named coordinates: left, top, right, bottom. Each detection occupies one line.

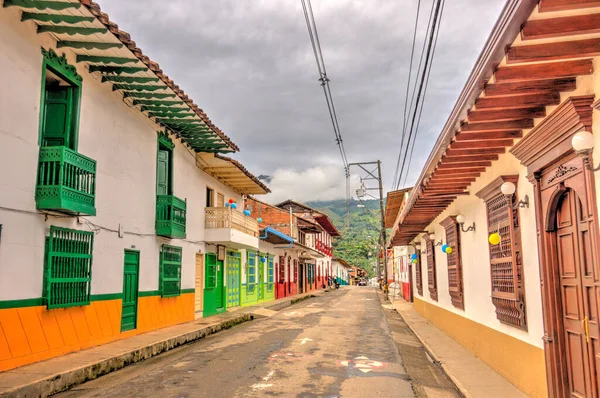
left=0, top=0, right=268, bottom=372
left=388, top=1, right=600, bottom=397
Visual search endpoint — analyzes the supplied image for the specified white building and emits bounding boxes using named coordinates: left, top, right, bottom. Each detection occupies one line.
left=0, top=0, right=268, bottom=372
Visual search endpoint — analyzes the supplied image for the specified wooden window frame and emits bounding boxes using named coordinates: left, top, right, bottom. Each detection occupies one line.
left=476, top=175, right=527, bottom=330
left=43, top=226, right=93, bottom=309
left=267, top=256, right=274, bottom=291
left=440, top=216, right=465, bottom=310
left=156, top=132, right=174, bottom=196
left=206, top=186, right=215, bottom=208
left=414, top=248, right=423, bottom=296
left=159, top=244, right=182, bottom=298
left=247, top=252, right=257, bottom=293
left=278, top=256, right=285, bottom=283
left=425, top=235, right=438, bottom=301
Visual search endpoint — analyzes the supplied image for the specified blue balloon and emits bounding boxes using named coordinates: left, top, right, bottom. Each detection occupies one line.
left=244, top=209, right=251, bottom=216
left=411, top=254, right=418, bottom=260
left=231, top=203, right=237, bottom=209
left=441, top=244, right=448, bottom=253
left=261, top=256, right=266, bottom=263
left=225, top=202, right=230, bottom=208
left=257, top=217, right=263, bottom=223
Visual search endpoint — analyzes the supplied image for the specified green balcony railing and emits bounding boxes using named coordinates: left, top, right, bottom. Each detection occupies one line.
left=156, top=194, right=187, bottom=238
left=36, top=146, right=97, bottom=216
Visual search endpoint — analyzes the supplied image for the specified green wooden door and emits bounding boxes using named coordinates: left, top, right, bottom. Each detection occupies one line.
left=227, top=251, right=241, bottom=307
left=156, top=149, right=170, bottom=195
left=42, top=86, right=73, bottom=148
left=258, top=256, right=264, bottom=301
left=203, top=253, right=225, bottom=317
left=121, top=250, right=140, bottom=332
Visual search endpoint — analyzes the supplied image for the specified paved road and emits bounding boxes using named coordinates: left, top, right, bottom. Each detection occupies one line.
left=58, top=288, right=458, bottom=397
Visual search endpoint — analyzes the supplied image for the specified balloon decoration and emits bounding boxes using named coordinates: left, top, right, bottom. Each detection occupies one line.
left=257, top=217, right=263, bottom=223
left=243, top=209, right=251, bottom=216
left=441, top=244, right=448, bottom=253
left=489, top=232, right=501, bottom=245
left=445, top=246, right=453, bottom=254
left=411, top=253, right=418, bottom=260
left=261, top=256, right=266, bottom=263
left=412, top=259, right=418, bottom=264
left=231, top=202, right=237, bottom=209
left=228, top=198, right=234, bottom=204
left=225, top=202, right=230, bottom=208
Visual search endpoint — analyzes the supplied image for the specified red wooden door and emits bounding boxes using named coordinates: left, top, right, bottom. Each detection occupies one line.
left=556, top=189, right=599, bottom=397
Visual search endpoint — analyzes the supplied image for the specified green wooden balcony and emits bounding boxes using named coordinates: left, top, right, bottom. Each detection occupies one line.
left=156, top=195, right=187, bottom=238
left=35, top=146, right=97, bottom=216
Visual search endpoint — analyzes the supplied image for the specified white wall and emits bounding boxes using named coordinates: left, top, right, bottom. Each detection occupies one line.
left=0, top=8, right=241, bottom=300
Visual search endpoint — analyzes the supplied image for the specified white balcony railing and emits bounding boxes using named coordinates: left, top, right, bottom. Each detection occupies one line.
left=205, top=207, right=259, bottom=237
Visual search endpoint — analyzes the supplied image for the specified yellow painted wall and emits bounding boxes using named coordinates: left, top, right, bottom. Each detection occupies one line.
left=0, top=294, right=194, bottom=372
left=414, top=298, right=548, bottom=398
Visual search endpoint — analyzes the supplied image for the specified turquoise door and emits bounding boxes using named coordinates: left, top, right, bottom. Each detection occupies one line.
left=227, top=250, right=241, bottom=307
left=204, top=253, right=225, bottom=317
left=121, top=250, right=139, bottom=332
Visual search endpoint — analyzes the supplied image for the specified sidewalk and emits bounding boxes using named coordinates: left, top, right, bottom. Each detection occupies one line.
left=0, top=291, right=323, bottom=398
left=391, top=299, right=528, bottom=398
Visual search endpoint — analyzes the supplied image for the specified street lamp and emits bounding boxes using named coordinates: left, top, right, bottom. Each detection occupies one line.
left=500, top=181, right=529, bottom=208
left=456, top=213, right=475, bottom=233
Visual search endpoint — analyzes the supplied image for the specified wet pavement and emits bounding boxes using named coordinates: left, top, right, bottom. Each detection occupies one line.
left=56, top=288, right=458, bottom=397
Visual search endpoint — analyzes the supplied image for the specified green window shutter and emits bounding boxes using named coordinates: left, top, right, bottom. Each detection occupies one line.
left=156, top=149, right=169, bottom=195
left=205, top=252, right=217, bottom=289
left=160, top=244, right=182, bottom=297
left=247, top=253, right=256, bottom=293
left=42, top=86, right=73, bottom=148
left=267, top=257, right=274, bottom=291
left=42, top=226, right=93, bottom=309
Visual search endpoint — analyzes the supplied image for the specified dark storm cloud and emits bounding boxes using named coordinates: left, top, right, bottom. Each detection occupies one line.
left=97, top=0, right=506, bottom=201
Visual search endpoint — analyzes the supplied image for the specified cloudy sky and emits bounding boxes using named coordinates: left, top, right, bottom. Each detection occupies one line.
left=98, top=0, right=506, bottom=202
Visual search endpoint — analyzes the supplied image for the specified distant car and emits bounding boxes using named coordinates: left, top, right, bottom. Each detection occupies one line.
left=358, top=280, right=367, bottom=286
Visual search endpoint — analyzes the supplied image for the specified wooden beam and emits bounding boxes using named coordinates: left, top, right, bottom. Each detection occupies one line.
left=57, top=41, right=123, bottom=50
left=77, top=55, right=139, bottom=65
left=476, top=92, right=560, bottom=110
left=434, top=168, right=485, bottom=175
left=428, top=177, right=476, bottom=183
left=123, top=92, right=176, bottom=99
left=437, top=161, right=491, bottom=169
left=483, top=78, right=576, bottom=97
left=446, top=148, right=505, bottom=156
left=495, top=59, right=594, bottom=82
left=441, top=155, right=498, bottom=163
left=451, top=139, right=513, bottom=149
left=538, top=0, right=600, bottom=13
left=132, top=100, right=182, bottom=106
left=89, top=66, right=149, bottom=74
left=454, top=131, right=522, bottom=141
left=468, top=107, right=546, bottom=122
left=21, top=12, right=93, bottom=23
left=38, top=26, right=106, bottom=35
left=522, top=13, right=600, bottom=40
left=102, top=76, right=159, bottom=84
left=4, top=0, right=80, bottom=10
left=461, top=119, right=533, bottom=131
left=507, top=38, right=600, bottom=64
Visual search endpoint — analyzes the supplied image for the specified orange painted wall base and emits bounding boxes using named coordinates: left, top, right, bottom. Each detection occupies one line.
left=0, top=293, right=194, bottom=372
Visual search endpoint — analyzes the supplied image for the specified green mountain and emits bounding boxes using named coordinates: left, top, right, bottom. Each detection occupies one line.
left=307, top=198, right=382, bottom=277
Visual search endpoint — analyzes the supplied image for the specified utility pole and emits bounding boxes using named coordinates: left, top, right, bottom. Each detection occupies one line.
left=349, top=160, right=388, bottom=295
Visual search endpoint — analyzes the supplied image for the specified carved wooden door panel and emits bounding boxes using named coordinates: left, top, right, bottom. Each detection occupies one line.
left=556, top=188, right=598, bottom=398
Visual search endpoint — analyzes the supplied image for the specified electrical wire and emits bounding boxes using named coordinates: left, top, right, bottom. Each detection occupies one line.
left=395, top=0, right=444, bottom=190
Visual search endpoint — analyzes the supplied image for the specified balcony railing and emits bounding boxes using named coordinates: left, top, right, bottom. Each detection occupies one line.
left=156, top=195, right=187, bottom=238
left=36, top=146, right=96, bottom=216
left=315, top=240, right=332, bottom=256
left=205, top=207, right=258, bottom=237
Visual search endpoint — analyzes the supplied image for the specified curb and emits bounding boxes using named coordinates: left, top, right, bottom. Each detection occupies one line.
left=2, top=292, right=320, bottom=398
left=390, top=302, right=470, bottom=398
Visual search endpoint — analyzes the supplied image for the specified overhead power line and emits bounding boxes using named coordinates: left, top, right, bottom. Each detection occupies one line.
left=393, top=0, right=445, bottom=190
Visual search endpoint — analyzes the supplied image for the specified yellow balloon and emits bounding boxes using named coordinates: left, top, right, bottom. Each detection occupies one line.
left=445, top=246, right=453, bottom=254
left=489, top=233, right=501, bottom=245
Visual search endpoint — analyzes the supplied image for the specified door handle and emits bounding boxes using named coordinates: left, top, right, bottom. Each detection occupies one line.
left=583, top=316, right=590, bottom=344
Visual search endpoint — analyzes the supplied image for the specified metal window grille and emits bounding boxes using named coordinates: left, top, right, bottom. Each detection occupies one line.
left=43, top=226, right=93, bottom=309
left=160, top=244, right=182, bottom=297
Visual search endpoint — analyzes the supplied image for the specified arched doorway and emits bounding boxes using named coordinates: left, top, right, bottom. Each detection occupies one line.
left=551, top=187, right=599, bottom=397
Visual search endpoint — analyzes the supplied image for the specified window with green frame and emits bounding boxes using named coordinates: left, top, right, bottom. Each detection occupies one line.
left=205, top=252, right=217, bottom=289
left=156, top=133, right=174, bottom=196
left=247, top=252, right=256, bottom=293
left=160, top=244, right=182, bottom=297
left=267, top=256, right=274, bottom=291
left=43, top=226, right=93, bottom=309
left=39, top=48, right=82, bottom=150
